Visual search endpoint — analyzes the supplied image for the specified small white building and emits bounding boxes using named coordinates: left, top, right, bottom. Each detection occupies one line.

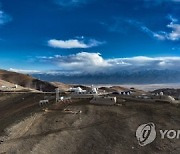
left=39, top=100, right=49, bottom=106
left=167, top=96, right=175, bottom=103
left=90, top=96, right=117, bottom=105
left=159, top=92, right=164, bottom=96
left=69, top=87, right=87, bottom=94
left=1, top=86, right=7, bottom=89
left=88, top=85, right=98, bottom=94
left=0, top=85, right=10, bottom=90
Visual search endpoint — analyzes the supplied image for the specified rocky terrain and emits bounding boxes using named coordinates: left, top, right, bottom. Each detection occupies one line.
left=0, top=93, right=180, bottom=154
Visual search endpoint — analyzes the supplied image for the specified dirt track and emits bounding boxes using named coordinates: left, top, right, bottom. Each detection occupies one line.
left=0, top=94, right=180, bottom=154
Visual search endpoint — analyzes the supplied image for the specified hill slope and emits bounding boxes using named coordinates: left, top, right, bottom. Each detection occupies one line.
left=0, top=96, right=180, bottom=153
left=0, top=69, right=57, bottom=92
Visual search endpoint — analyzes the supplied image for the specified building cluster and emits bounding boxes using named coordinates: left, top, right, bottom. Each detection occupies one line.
left=54, top=86, right=117, bottom=105
left=39, top=86, right=180, bottom=108
left=120, top=91, right=132, bottom=95
left=69, top=85, right=98, bottom=95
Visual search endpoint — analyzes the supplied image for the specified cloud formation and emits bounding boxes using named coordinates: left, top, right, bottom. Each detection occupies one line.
left=37, top=52, right=180, bottom=74
left=110, top=16, right=180, bottom=41
left=166, top=19, right=180, bottom=41
left=48, top=38, right=104, bottom=49
left=0, top=10, right=11, bottom=25
left=127, top=19, right=166, bottom=40
left=131, top=16, right=180, bottom=41
left=38, top=52, right=110, bottom=73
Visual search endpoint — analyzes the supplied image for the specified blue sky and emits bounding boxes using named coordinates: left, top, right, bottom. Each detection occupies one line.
left=0, top=0, right=180, bottom=74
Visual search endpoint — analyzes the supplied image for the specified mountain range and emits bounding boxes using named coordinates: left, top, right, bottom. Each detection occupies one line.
left=32, top=69, right=180, bottom=84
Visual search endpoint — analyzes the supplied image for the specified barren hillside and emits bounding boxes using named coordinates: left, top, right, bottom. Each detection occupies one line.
left=152, top=88, right=180, bottom=99
left=0, top=69, right=57, bottom=92
left=0, top=93, right=180, bottom=154
left=51, top=82, right=71, bottom=92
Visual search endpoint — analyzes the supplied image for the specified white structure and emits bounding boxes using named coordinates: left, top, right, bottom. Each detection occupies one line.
left=69, top=85, right=98, bottom=95
left=120, top=91, right=131, bottom=95
left=167, top=96, right=175, bottom=103
left=0, top=85, right=10, bottom=90
left=90, top=96, right=117, bottom=105
left=39, top=100, right=49, bottom=106
left=159, top=92, right=164, bottom=96
left=58, top=96, right=72, bottom=103
left=1, top=86, right=7, bottom=88
left=164, top=96, right=180, bottom=105
left=90, top=85, right=98, bottom=94
left=69, top=87, right=87, bottom=94
left=56, top=88, right=72, bottom=103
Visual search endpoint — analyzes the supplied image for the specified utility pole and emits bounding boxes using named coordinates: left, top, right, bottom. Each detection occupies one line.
left=56, top=88, right=60, bottom=103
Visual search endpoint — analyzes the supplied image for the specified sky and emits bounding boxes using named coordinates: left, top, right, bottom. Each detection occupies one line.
left=0, top=0, right=180, bottom=74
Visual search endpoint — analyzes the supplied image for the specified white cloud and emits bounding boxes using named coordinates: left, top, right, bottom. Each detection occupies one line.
left=9, top=68, right=41, bottom=74
left=160, top=16, right=180, bottom=41
left=106, top=16, right=180, bottom=41
left=127, top=16, right=180, bottom=41
left=48, top=38, right=104, bottom=49
left=0, top=10, right=11, bottom=25
left=126, top=19, right=165, bottom=40
left=147, top=16, right=180, bottom=41
left=38, top=52, right=180, bottom=74
left=108, top=56, right=180, bottom=69
left=167, top=23, right=180, bottom=41
left=39, top=52, right=110, bottom=73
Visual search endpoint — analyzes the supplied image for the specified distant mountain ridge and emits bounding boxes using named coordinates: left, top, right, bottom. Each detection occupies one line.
left=32, top=69, right=180, bottom=84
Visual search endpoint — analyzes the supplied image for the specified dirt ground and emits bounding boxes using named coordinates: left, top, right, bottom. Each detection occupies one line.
left=0, top=93, right=180, bottom=154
